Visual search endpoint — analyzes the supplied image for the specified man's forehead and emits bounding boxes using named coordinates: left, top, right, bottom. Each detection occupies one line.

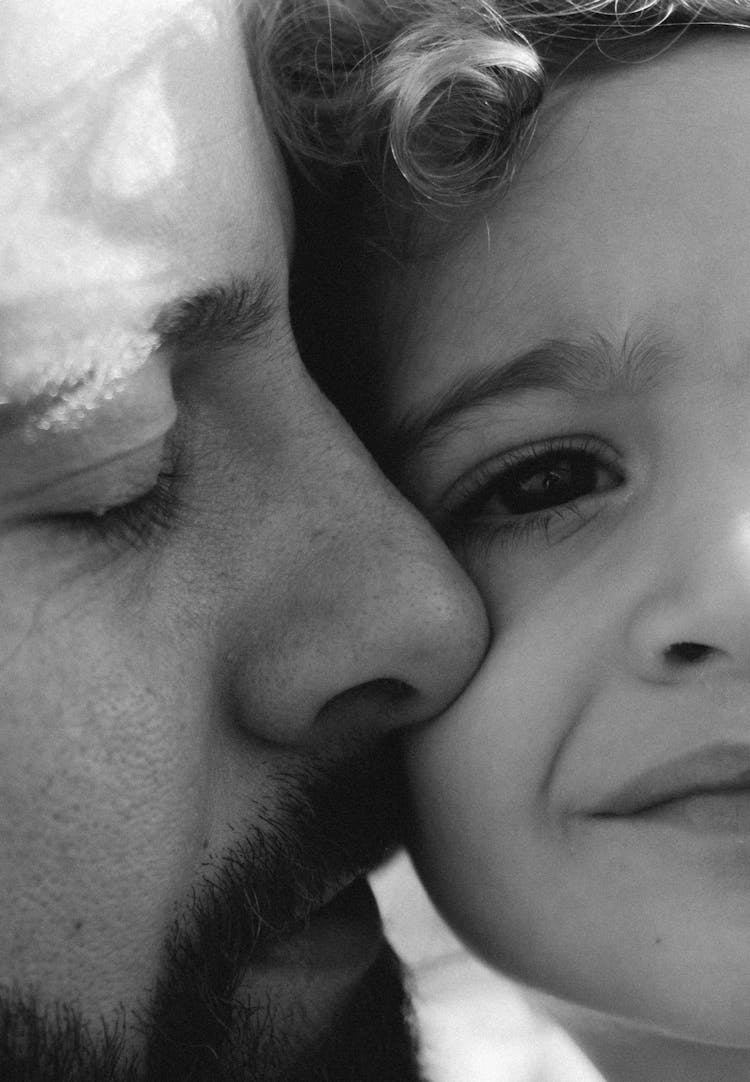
left=1, top=0, right=291, bottom=402
left=1, top=0, right=227, bottom=108
left=1, top=0, right=282, bottom=250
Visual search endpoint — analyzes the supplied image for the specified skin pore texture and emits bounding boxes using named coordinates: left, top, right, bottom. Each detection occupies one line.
left=388, top=33, right=750, bottom=1082
left=0, top=2, right=489, bottom=1079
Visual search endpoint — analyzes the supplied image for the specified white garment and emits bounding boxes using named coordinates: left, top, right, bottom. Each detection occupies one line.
left=371, top=852, right=604, bottom=1082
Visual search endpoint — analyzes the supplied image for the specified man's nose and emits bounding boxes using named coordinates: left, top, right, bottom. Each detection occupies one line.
left=625, top=502, right=750, bottom=684
left=227, top=398, right=489, bottom=744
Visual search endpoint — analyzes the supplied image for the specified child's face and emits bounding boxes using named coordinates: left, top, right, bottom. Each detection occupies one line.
left=390, top=34, right=750, bottom=1044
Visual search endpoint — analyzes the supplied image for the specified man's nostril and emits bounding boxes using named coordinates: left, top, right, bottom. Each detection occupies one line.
left=664, top=641, right=714, bottom=665
left=318, top=678, right=419, bottom=728
left=365, top=678, right=416, bottom=705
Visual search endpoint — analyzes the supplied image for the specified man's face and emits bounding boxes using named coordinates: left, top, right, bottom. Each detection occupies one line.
left=0, top=3, right=487, bottom=1077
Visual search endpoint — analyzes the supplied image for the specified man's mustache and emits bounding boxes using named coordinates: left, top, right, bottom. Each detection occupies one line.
left=142, top=739, right=408, bottom=1080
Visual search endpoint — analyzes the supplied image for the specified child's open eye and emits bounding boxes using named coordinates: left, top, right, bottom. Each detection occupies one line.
left=443, top=435, right=624, bottom=549
left=485, top=447, right=610, bottom=515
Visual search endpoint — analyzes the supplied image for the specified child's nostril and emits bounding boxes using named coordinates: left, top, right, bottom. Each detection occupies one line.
left=664, top=641, right=713, bottom=664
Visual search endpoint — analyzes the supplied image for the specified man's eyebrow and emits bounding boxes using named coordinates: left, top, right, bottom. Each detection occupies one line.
left=0, top=277, right=277, bottom=423
left=153, top=275, right=278, bottom=353
left=391, top=331, right=673, bottom=464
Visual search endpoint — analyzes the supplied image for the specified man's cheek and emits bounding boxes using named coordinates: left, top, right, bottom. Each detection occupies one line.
left=0, top=663, right=205, bottom=1011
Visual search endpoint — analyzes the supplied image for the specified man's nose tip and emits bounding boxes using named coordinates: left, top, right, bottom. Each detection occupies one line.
left=308, top=557, right=489, bottom=739
left=229, top=526, right=489, bottom=746
left=318, top=678, right=419, bottom=731
left=340, top=570, right=489, bottom=732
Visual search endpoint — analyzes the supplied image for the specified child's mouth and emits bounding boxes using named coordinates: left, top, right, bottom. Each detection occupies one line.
left=589, top=742, right=750, bottom=834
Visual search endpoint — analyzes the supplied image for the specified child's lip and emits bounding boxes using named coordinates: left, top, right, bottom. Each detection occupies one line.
left=588, top=742, right=750, bottom=817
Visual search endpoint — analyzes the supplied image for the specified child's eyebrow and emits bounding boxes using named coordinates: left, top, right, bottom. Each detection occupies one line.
left=391, top=330, right=674, bottom=465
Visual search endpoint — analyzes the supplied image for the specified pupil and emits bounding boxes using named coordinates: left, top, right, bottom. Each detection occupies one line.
left=542, top=467, right=568, bottom=493
left=507, top=452, right=594, bottom=513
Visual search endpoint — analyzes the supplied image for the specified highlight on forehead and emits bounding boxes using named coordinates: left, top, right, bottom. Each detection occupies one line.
left=0, top=326, right=160, bottom=410
left=0, top=1, right=233, bottom=259
left=0, top=274, right=173, bottom=401
left=1, top=0, right=227, bottom=216
left=0, top=273, right=277, bottom=412
left=0, top=2, right=241, bottom=362
left=0, top=1, right=223, bottom=112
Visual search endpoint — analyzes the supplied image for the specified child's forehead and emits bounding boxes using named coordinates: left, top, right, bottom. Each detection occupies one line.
left=524, top=33, right=747, bottom=185
left=384, top=32, right=750, bottom=408
left=417, top=35, right=748, bottom=294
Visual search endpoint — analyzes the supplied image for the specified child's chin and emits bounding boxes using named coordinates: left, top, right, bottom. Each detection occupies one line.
left=527, top=969, right=750, bottom=1057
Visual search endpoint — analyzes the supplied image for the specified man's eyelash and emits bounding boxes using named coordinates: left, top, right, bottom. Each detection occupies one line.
left=55, top=458, right=185, bottom=551
left=81, top=470, right=181, bottom=548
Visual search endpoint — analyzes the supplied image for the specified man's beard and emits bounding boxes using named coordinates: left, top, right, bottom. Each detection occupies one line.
left=0, top=743, right=425, bottom=1081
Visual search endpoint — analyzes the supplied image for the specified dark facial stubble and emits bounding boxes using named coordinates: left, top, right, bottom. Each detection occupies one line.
left=0, top=742, right=425, bottom=1081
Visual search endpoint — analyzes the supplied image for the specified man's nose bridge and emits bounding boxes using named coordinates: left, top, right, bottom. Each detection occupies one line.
left=299, top=455, right=441, bottom=625
left=290, top=402, right=435, bottom=583
left=224, top=429, right=488, bottom=745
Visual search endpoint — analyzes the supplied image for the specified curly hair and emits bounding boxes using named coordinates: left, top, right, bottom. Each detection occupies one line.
left=251, top=0, right=750, bottom=214
left=247, top=0, right=750, bottom=454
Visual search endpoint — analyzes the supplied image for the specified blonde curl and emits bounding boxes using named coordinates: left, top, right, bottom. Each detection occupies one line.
left=251, top=0, right=750, bottom=212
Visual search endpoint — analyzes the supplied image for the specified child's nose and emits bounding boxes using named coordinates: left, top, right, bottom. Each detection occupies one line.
left=625, top=510, right=750, bottom=684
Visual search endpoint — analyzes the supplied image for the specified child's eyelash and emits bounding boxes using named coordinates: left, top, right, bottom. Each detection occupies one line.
left=449, top=499, right=576, bottom=560
left=440, top=434, right=623, bottom=553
